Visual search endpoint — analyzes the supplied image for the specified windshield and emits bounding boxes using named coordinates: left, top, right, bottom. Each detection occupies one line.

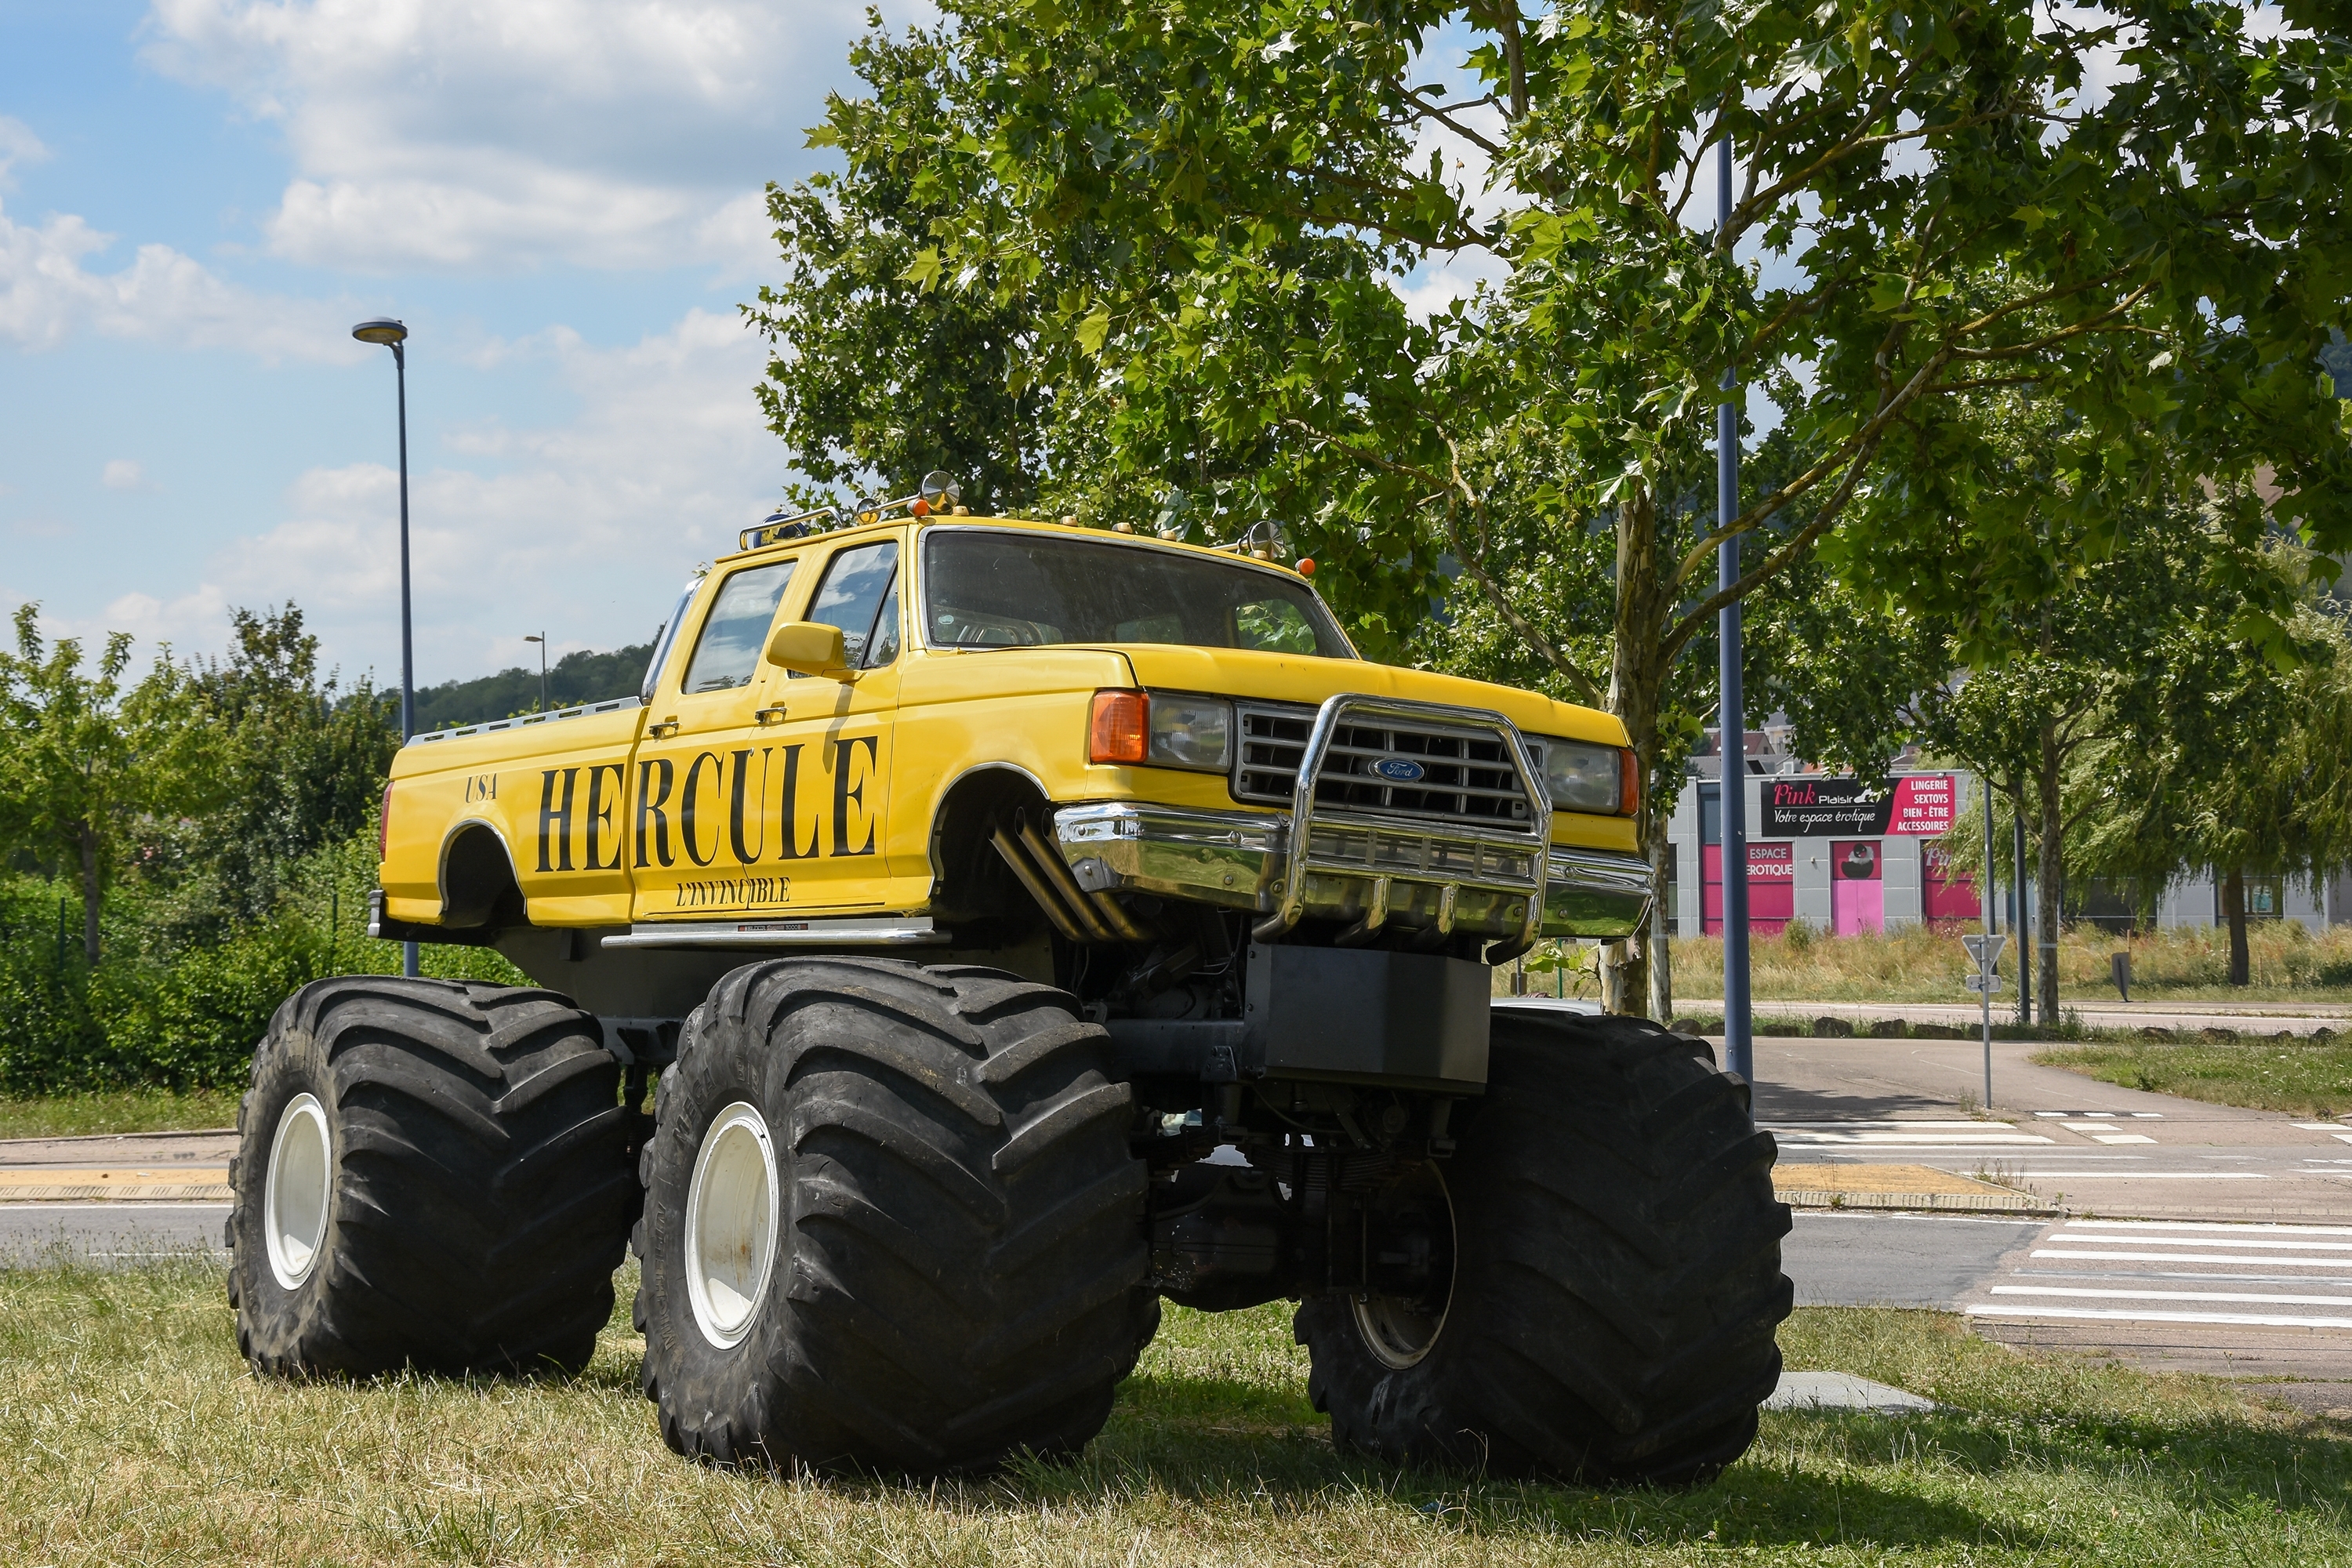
left=923, top=531, right=1352, bottom=658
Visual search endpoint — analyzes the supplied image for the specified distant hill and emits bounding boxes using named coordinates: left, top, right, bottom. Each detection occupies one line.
left=411, top=643, right=652, bottom=734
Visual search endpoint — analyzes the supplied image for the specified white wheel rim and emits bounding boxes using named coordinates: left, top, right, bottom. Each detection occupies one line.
left=263, top=1093, right=332, bottom=1291
left=684, top=1101, right=781, bottom=1349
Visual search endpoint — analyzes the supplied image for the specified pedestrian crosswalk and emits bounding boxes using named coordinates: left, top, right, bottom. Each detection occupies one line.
left=1964, top=1219, right=2352, bottom=1331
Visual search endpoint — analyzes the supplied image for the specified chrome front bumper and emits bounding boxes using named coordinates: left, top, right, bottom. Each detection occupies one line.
left=1054, top=800, right=1652, bottom=942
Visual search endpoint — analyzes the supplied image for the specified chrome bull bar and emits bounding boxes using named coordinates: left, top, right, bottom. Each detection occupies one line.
left=1249, top=694, right=1548, bottom=950
left=1054, top=695, right=1650, bottom=947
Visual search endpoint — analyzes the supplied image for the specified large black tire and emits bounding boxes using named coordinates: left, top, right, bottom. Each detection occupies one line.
left=1296, top=1010, right=1791, bottom=1486
left=227, top=976, right=639, bottom=1377
left=635, top=957, right=1156, bottom=1472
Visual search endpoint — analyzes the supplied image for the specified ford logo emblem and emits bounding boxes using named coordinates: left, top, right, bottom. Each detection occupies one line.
left=1370, top=756, right=1425, bottom=782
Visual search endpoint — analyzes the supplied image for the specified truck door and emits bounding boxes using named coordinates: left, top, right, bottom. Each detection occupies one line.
left=626, top=554, right=803, bottom=920
left=757, top=535, right=907, bottom=912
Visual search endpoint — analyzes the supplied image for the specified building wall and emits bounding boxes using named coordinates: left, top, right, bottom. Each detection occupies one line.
left=1663, top=767, right=2350, bottom=936
left=1666, top=769, right=1973, bottom=936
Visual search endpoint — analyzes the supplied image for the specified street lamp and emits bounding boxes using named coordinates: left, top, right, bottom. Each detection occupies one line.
left=1715, top=135, right=1753, bottom=1083
left=352, top=316, right=419, bottom=981
left=524, top=633, right=547, bottom=714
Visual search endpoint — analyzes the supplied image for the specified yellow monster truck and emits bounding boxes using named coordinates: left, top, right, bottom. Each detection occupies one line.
left=225, top=477, right=1790, bottom=1486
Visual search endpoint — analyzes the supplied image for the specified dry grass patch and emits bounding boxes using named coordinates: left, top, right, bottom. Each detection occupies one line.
left=0, top=1259, right=2346, bottom=1565
left=1675, top=922, right=2352, bottom=1005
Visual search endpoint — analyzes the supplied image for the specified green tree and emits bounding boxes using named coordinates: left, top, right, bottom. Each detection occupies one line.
left=0, top=606, right=206, bottom=963
left=2080, top=591, right=2352, bottom=987
left=746, top=16, right=1055, bottom=514
left=147, top=606, right=401, bottom=944
left=773, top=0, right=2352, bottom=1016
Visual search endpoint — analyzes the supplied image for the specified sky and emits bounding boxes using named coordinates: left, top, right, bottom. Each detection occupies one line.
left=0, top=0, right=928, bottom=691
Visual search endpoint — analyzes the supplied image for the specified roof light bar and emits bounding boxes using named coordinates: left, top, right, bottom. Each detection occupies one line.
left=740, top=506, right=840, bottom=552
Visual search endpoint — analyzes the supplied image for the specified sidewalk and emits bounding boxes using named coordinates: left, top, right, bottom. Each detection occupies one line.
left=1682, top=997, right=2349, bottom=1035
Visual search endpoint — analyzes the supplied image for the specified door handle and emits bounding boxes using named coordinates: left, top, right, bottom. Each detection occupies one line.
left=649, top=717, right=679, bottom=739
left=755, top=706, right=787, bottom=726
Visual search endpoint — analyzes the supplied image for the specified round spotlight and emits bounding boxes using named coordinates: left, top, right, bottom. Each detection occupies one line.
left=351, top=318, right=408, bottom=346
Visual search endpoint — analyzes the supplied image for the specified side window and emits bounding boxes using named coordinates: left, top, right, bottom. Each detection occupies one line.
left=640, top=583, right=699, bottom=702
left=802, top=540, right=901, bottom=673
left=681, top=561, right=796, bottom=693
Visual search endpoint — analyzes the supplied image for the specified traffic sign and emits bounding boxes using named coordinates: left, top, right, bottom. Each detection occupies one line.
left=1964, top=972, right=1992, bottom=993
left=1962, top=933, right=2006, bottom=974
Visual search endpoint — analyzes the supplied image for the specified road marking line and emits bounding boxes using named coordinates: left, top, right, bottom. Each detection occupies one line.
left=1772, top=1134, right=2057, bottom=1145
left=1967, top=1305, right=2352, bottom=1330
left=1992, top=1171, right=2267, bottom=1179
left=2065, top=1218, right=2352, bottom=1236
left=2052, top=1232, right=2352, bottom=1252
left=2294, top=1124, right=2345, bottom=1131
left=1991, top=1286, right=2352, bottom=1308
left=2090, top=1134, right=2158, bottom=1144
left=2023, top=1260, right=2352, bottom=1269
left=1766, top=1121, right=2013, bottom=1129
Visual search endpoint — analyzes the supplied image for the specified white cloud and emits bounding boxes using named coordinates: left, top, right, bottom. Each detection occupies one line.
left=100, top=459, right=150, bottom=490
left=0, top=116, right=49, bottom=188
left=142, top=0, right=873, bottom=273
left=0, top=196, right=361, bottom=359
left=151, top=306, right=780, bottom=683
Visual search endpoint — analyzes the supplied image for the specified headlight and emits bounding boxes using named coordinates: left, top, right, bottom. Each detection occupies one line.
left=1533, top=736, right=1624, bottom=814
left=1147, top=692, right=1232, bottom=771
left=1087, top=689, right=1232, bottom=771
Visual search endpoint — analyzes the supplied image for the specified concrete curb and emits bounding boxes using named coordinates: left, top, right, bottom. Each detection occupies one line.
left=0, top=1183, right=232, bottom=1203
left=1778, top=1188, right=2060, bottom=1217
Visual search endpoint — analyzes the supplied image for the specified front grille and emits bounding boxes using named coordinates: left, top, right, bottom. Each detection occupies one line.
left=1234, top=703, right=1537, bottom=828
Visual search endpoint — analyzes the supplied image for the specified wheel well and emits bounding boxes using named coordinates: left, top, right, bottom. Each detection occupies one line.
left=440, top=823, right=526, bottom=930
left=927, top=767, right=1051, bottom=927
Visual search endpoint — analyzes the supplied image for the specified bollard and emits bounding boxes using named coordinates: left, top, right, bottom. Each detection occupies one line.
left=2111, top=950, right=2131, bottom=1003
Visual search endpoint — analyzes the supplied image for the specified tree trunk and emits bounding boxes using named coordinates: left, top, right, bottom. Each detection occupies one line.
left=2034, top=728, right=2063, bottom=1025
left=76, top=821, right=101, bottom=965
left=2222, top=866, right=2249, bottom=986
left=1602, top=480, right=1673, bottom=1020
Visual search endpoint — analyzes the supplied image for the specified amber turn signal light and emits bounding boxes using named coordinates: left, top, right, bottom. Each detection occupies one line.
left=1618, top=746, right=1640, bottom=817
left=1088, top=689, right=1149, bottom=764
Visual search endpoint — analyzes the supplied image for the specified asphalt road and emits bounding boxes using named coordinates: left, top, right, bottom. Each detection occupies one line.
left=1785, top=1210, right=2042, bottom=1308
left=1753, top=1033, right=2352, bottom=1221
left=0, top=1201, right=227, bottom=1265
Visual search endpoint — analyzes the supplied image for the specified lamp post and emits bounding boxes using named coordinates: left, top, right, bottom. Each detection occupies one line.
left=352, top=316, right=419, bottom=981
left=524, top=633, right=548, bottom=713
left=1716, top=132, right=1753, bottom=1083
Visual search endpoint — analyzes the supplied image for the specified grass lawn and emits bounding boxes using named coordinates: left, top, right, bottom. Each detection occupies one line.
left=0, top=1260, right=2344, bottom=1565
left=0, top=1087, right=240, bottom=1141
left=2034, top=1037, right=2352, bottom=1118
left=1667, top=923, right=2352, bottom=1006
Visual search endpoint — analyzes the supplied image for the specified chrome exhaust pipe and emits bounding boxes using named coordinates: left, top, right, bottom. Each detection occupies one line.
left=1016, top=814, right=1151, bottom=943
left=988, top=818, right=1098, bottom=943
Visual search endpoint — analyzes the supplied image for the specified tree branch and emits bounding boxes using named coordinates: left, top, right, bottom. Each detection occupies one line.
left=1668, top=345, right=1956, bottom=590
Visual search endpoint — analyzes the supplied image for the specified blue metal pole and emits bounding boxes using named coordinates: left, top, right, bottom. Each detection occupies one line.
left=394, top=341, right=419, bottom=981
left=1717, top=132, right=1751, bottom=1082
